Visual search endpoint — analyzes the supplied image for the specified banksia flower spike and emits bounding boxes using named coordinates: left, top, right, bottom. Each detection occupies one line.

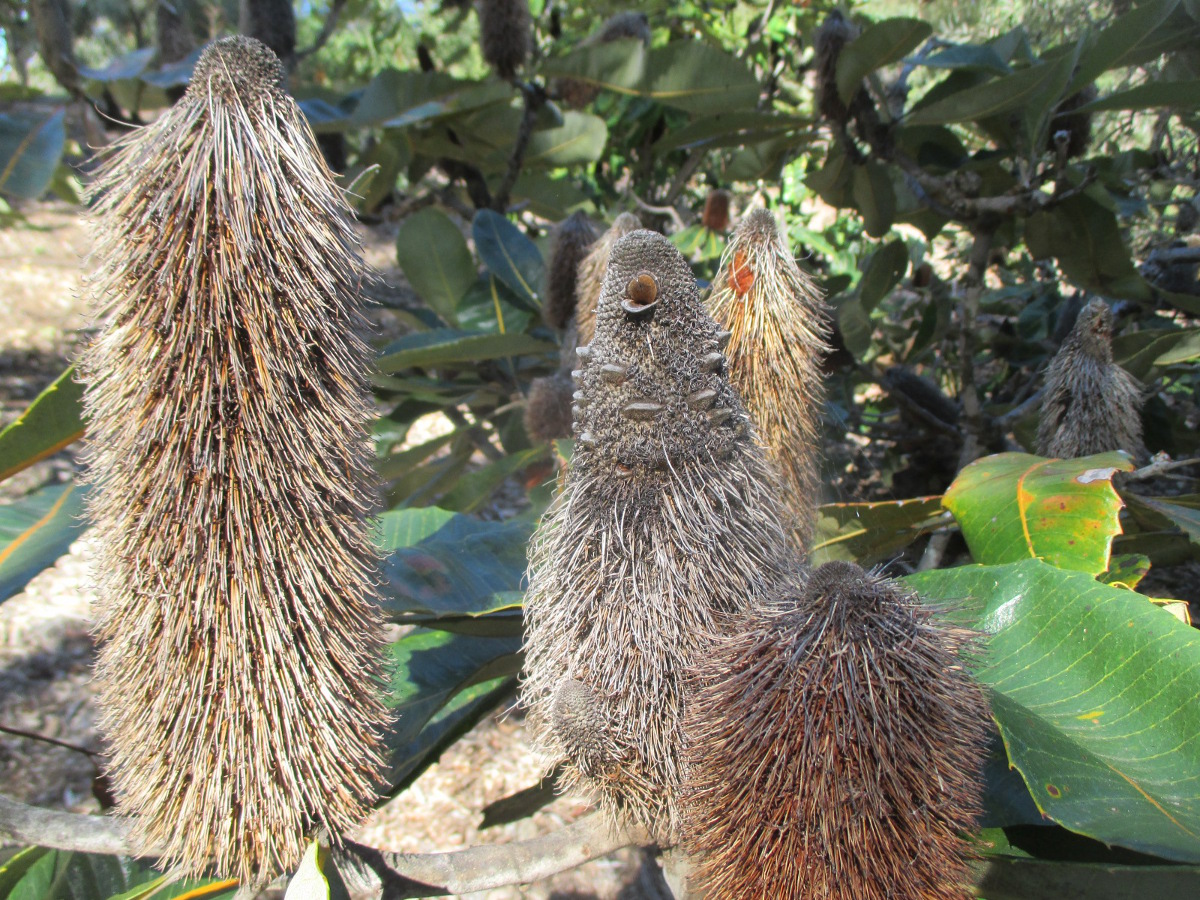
left=682, top=561, right=990, bottom=900
left=543, top=211, right=598, bottom=331
left=82, top=36, right=389, bottom=884
left=1037, top=297, right=1145, bottom=459
left=707, top=207, right=831, bottom=547
left=477, top=0, right=532, bottom=80
left=574, top=211, right=641, bottom=346
left=521, top=230, right=797, bottom=842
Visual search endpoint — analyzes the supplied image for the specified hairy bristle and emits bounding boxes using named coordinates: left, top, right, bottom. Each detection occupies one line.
left=544, top=211, right=598, bottom=331
left=1036, top=297, right=1144, bottom=459
left=521, top=230, right=796, bottom=842
left=477, top=0, right=532, bottom=80
left=707, top=206, right=831, bottom=548
left=574, top=212, right=641, bottom=345
left=81, top=35, right=389, bottom=884
left=682, top=562, right=991, bottom=899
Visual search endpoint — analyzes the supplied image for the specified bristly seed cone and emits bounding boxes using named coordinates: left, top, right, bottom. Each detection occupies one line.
left=543, top=211, right=598, bottom=331
left=682, top=561, right=991, bottom=900
left=574, top=212, right=641, bottom=346
left=476, top=0, right=532, bottom=80
left=1036, top=297, right=1145, bottom=460
left=81, top=35, right=389, bottom=884
left=707, top=207, right=831, bottom=548
left=521, top=230, right=797, bottom=842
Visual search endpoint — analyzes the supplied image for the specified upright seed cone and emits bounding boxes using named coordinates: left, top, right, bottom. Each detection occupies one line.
left=543, top=211, right=598, bottom=331
left=682, top=561, right=990, bottom=899
left=521, top=230, right=796, bottom=842
left=1036, top=297, right=1144, bottom=459
left=81, top=36, right=389, bottom=883
left=574, top=212, right=641, bottom=346
left=476, top=0, right=531, bottom=80
left=707, top=207, right=831, bottom=546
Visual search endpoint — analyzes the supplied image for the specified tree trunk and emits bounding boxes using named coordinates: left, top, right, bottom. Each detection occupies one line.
left=238, top=0, right=296, bottom=72
left=30, top=0, right=79, bottom=97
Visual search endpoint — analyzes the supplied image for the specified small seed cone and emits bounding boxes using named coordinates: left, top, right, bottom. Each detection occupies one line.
left=574, top=212, right=641, bottom=346
left=521, top=230, right=797, bottom=842
left=1037, top=298, right=1144, bottom=459
left=707, top=207, right=831, bottom=548
left=544, top=211, right=598, bottom=331
left=81, top=36, right=389, bottom=883
left=1050, top=84, right=1097, bottom=160
left=477, top=0, right=531, bottom=80
left=700, top=188, right=731, bottom=233
left=814, top=11, right=858, bottom=125
left=682, top=561, right=990, bottom=899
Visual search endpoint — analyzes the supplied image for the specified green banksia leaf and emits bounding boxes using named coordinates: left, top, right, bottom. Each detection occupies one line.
left=707, top=207, right=831, bottom=548
left=521, top=230, right=796, bottom=842
left=682, top=561, right=990, bottom=900
left=82, top=36, right=389, bottom=884
left=574, top=212, right=641, bottom=346
left=1037, top=298, right=1145, bottom=460
left=477, top=0, right=532, bottom=80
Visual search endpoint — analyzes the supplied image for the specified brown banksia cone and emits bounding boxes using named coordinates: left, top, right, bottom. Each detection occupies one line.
left=544, top=211, right=598, bottom=331
left=1037, top=297, right=1145, bottom=460
left=707, top=207, right=831, bottom=547
left=477, top=0, right=532, bottom=80
left=1049, top=84, right=1097, bottom=160
left=700, top=188, right=731, bottom=233
left=682, top=561, right=990, bottom=900
left=574, top=211, right=641, bottom=345
left=81, top=36, right=389, bottom=884
left=814, top=10, right=859, bottom=125
left=552, top=12, right=651, bottom=108
left=521, top=230, right=797, bottom=842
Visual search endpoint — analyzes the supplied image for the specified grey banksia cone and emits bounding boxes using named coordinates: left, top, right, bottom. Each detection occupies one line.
left=1036, top=297, right=1145, bottom=459
left=82, top=36, right=389, bottom=883
left=707, top=207, right=831, bottom=546
left=682, top=561, right=990, bottom=899
left=520, top=229, right=796, bottom=842
left=477, top=0, right=532, bottom=80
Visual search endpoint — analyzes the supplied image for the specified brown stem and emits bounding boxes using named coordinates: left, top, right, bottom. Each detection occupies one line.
left=493, top=82, right=545, bottom=213
left=956, top=225, right=997, bottom=469
left=0, top=723, right=98, bottom=759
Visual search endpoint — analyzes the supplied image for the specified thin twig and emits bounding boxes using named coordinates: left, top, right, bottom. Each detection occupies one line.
left=444, top=407, right=504, bottom=462
left=628, top=191, right=686, bottom=232
left=995, top=387, right=1046, bottom=428
left=0, top=724, right=98, bottom=758
left=296, top=0, right=350, bottom=61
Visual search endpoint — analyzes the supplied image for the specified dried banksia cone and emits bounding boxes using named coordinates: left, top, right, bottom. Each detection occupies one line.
left=814, top=10, right=859, bottom=125
left=544, top=211, right=598, bottom=331
left=521, top=230, right=797, bottom=842
left=700, top=188, right=730, bottom=232
left=553, top=12, right=651, bottom=108
left=682, top=561, right=990, bottom=900
left=81, top=36, right=389, bottom=884
left=574, top=211, right=641, bottom=345
left=477, top=0, right=531, bottom=80
left=1037, top=298, right=1145, bottom=459
left=1050, top=84, right=1097, bottom=160
left=707, top=207, right=830, bottom=547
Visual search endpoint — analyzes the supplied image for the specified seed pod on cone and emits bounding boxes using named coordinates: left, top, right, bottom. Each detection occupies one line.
left=81, top=36, right=389, bottom=884
left=707, top=207, right=831, bottom=547
left=574, top=212, right=641, bottom=346
left=682, top=561, right=990, bottom=900
left=521, top=230, right=796, bottom=842
left=1036, top=297, right=1144, bottom=460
